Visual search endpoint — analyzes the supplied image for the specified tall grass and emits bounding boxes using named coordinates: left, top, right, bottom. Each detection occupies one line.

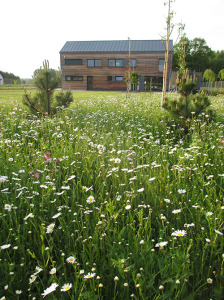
left=0, top=91, right=224, bottom=299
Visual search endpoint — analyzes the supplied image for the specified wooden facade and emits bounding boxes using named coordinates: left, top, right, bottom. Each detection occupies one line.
left=60, top=40, right=173, bottom=91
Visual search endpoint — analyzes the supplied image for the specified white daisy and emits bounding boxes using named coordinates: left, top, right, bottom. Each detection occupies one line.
left=125, top=205, right=131, bottom=210
left=66, top=256, right=76, bottom=264
left=171, top=230, right=187, bottom=237
left=87, top=195, right=95, bottom=204
left=61, top=283, right=72, bottom=292
left=46, top=223, right=55, bottom=234
left=1, top=244, right=11, bottom=250
left=172, top=209, right=181, bottom=214
left=4, top=204, right=11, bottom=211
left=155, top=241, right=168, bottom=248
left=41, top=283, right=58, bottom=298
left=178, top=189, right=186, bottom=194
left=84, top=272, right=96, bottom=279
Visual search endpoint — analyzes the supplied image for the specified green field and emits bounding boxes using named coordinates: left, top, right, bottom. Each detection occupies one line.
left=0, top=90, right=224, bottom=299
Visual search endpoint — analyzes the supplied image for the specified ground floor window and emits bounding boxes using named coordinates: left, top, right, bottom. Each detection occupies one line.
left=144, top=76, right=163, bottom=91
left=65, top=76, right=83, bottom=81
left=108, top=76, right=123, bottom=82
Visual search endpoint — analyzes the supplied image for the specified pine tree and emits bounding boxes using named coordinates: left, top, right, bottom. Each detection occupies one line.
left=23, top=60, right=73, bottom=116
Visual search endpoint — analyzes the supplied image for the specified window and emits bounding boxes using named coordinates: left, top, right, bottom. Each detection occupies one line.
left=65, top=59, right=83, bottom=65
left=108, top=76, right=123, bottom=82
left=108, top=59, right=124, bottom=67
left=158, top=59, right=165, bottom=72
left=131, top=59, right=136, bottom=67
left=65, top=76, right=83, bottom=81
left=87, top=59, right=102, bottom=67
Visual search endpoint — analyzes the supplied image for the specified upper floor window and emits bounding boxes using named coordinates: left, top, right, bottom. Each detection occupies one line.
left=158, top=59, right=165, bottom=73
left=108, top=59, right=124, bottom=67
left=130, top=59, right=136, bottom=67
left=87, top=59, right=102, bottom=67
left=108, top=76, right=123, bottom=82
left=65, top=59, right=83, bottom=65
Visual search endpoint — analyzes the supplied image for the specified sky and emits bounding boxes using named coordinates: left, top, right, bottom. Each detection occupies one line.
left=1, top=0, right=224, bottom=79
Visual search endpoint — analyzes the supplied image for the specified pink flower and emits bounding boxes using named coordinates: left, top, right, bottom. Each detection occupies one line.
left=34, top=171, right=40, bottom=178
left=44, top=152, right=52, bottom=162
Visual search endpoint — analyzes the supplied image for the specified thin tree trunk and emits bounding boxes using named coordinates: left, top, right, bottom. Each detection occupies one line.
left=161, top=0, right=171, bottom=108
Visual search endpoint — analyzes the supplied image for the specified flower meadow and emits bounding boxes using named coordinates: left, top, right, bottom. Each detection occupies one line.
left=0, top=91, right=224, bottom=299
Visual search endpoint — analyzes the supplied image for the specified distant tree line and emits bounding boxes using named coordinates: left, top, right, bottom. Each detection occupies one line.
left=0, top=68, right=61, bottom=85
left=0, top=71, right=21, bottom=84
left=172, top=37, right=224, bottom=80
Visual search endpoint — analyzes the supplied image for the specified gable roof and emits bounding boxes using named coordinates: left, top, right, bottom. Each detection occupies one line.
left=60, top=40, right=173, bottom=54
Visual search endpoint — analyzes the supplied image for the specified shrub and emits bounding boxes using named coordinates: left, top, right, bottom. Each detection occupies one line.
left=22, top=60, right=73, bottom=116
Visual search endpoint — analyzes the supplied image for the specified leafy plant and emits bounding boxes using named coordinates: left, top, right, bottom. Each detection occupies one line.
left=22, top=60, right=73, bottom=116
left=163, top=30, right=212, bottom=132
left=130, top=72, right=140, bottom=92
left=217, top=69, right=224, bottom=81
left=203, top=69, right=216, bottom=82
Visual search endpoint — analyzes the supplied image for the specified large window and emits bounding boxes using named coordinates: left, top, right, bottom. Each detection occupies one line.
left=87, top=59, right=102, bottom=67
left=108, top=76, right=123, bottom=82
left=108, top=59, right=124, bottom=67
left=158, top=59, right=165, bottom=72
left=65, top=76, right=83, bottom=81
left=65, top=59, right=83, bottom=65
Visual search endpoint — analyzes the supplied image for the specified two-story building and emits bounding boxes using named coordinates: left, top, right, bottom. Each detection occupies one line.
left=60, top=40, right=173, bottom=91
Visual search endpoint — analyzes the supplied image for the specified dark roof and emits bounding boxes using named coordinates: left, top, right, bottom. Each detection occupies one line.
left=60, top=40, right=173, bottom=54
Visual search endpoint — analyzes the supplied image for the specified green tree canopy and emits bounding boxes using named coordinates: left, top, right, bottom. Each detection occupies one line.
left=202, top=69, right=216, bottom=82
left=173, top=37, right=214, bottom=72
left=217, top=69, right=224, bottom=81
left=0, top=71, right=21, bottom=84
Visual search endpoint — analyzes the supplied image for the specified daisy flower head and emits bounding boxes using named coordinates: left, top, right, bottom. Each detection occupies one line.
left=0, top=176, right=8, bottom=183
left=29, top=275, right=37, bottom=284
left=84, top=272, right=96, bottom=279
left=46, top=223, right=55, bottom=234
left=172, top=209, right=181, bottom=214
left=1, top=244, right=11, bottom=250
left=52, top=212, right=62, bottom=219
left=66, top=256, right=76, bottom=264
left=41, top=283, right=58, bottom=298
left=4, top=204, right=12, bottom=211
left=87, top=195, right=95, bottom=204
left=49, top=268, right=56, bottom=275
left=178, top=189, right=186, bottom=194
left=207, top=278, right=213, bottom=284
left=114, top=158, right=121, bottom=164
left=155, top=241, right=168, bottom=248
left=215, top=229, right=223, bottom=236
left=61, top=283, right=72, bottom=292
left=171, top=230, right=187, bottom=237
left=125, top=204, right=132, bottom=210
left=206, top=212, right=213, bottom=217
